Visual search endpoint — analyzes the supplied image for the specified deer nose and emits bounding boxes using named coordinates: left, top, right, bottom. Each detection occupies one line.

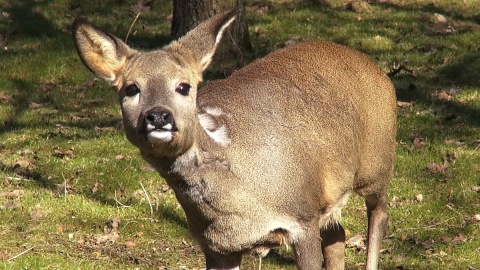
left=145, top=109, right=175, bottom=130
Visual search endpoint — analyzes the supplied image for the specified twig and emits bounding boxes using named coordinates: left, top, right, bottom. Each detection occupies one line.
left=467, top=142, right=479, bottom=158
left=125, top=12, right=141, bottom=43
left=388, top=62, right=416, bottom=77
left=7, top=247, right=34, bottom=261
left=113, top=190, right=131, bottom=208
left=139, top=181, right=154, bottom=217
left=397, top=216, right=455, bottom=231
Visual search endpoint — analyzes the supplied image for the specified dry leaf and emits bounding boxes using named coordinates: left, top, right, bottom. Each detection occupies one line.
left=140, top=164, right=155, bottom=171
left=78, top=79, right=95, bottom=89
left=0, top=91, right=12, bottom=104
left=125, top=240, right=136, bottom=248
left=434, top=13, right=448, bottom=23
left=397, top=101, right=413, bottom=108
left=92, top=180, right=100, bottom=194
left=431, top=89, right=452, bottom=101
left=56, top=182, right=74, bottom=194
left=30, top=209, right=47, bottom=220
left=105, top=217, right=121, bottom=233
left=451, top=233, right=467, bottom=244
left=91, top=232, right=119, bottom=245
left=415, top=194, right=423, bottom=202
left=427, top=161, right=448, bottom=175
left=3, top=198, right=21, bottom=208
left=346, top=233, right=366, bottom=249
left=94, top=126, right=116, bottom=132
left=39, top=82, right=58, bottom=92
left=444, top=139, right=466, bottom=147
left=0, top=189, right=24, bottom=198
left=52, top=149, right=75, bottom=158
left=29, top=102, right=46, bottom=109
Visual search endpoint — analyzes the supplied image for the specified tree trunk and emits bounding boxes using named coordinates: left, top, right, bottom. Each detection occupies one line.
left=171, top=0, right=252, bottom=74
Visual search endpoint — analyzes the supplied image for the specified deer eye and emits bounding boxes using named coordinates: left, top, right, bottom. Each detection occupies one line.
left=125, top=84, right=140, bottom=97
left=176, top=83, right=191, bottom=96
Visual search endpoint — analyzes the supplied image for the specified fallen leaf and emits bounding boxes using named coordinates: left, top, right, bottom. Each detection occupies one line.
left=14, top=159, right=32, bottom=169
left=56, top=182, right=74, bottom=194
left=427, top=161, right=448, bottom=175
left=397, top=101, right=413, bottom=108
left=56, top=224, right=66, bottom=232
left=434, top=13, right=448, bottom=23
left=346, top=233, right=366, bottom=250
left=91, top=232, right=119, bottom=245
left=0, top=190, right=24, bottom=198
left=444, top=139, right=466, bottom=147
left=30, top=209, right=47, bottom=220
left=29, top=102, right=46, bottom=109
left=161, top=184, right=170, bottom=192
left=92, top=180, right=100, bottom=194
left=415, top=194, right=423, bottom=202
left=3, top=198, right=21, bottom=208
left=440, top=236, right=452, bottom=243
left=94, top=126, right=116, bottom=132
left=140, top=164, right=155, bottom=171
left=412, top=137, right=425, bottom=151
left=0, top=91, right=12, bottom=104
left=451, top=233, right=467, bottom=244
left=52, top=149, right=75, bottom=158
left=39, top=82, right=59, bottom=92
left=105, top=217, right=121, bottom=233
left=78, top=79, right=95, bottom=89
left=431, top=89, right=452, bottom=101
left=125, top=240, right=136, bottom=248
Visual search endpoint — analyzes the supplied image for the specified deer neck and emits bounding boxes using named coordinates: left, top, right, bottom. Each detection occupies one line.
left=141, top=114, right=230, bottom=179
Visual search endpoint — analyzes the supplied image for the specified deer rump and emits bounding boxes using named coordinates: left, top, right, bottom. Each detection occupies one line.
left=73, top=10, right=396, bottom=270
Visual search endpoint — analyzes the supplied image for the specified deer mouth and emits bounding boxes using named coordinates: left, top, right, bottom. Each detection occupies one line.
left=146, top=123, right=177, bottom=143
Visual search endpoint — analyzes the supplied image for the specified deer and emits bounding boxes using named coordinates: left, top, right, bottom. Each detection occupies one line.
left=72, top=10, right=396, bottom=270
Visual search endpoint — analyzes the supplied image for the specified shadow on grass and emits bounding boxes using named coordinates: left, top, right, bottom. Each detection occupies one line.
left=1, top=1, right=479, bottom=268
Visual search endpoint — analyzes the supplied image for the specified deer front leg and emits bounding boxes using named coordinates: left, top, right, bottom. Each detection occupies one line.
left=321, top=224, right=346, bottom=270
left=205, top=251, right=242, bottom=270
left=293, top=225, right=323, bottom=270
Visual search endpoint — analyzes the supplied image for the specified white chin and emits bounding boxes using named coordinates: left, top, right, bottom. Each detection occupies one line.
left=147, top=130, right=173, bottom=143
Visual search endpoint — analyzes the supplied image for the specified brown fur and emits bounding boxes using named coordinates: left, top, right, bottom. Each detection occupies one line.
left=73, top=11, right=396, bottom=270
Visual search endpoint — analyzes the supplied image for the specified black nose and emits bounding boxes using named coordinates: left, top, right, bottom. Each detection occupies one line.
left=145, top=109, right=175, bottom=129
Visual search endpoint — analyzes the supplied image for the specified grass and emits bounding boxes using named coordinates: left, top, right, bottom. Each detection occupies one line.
left=1, top=0, right=479, bottom=269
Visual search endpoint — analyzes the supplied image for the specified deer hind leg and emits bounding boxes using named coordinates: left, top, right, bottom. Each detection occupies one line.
left=320, top=223, right=346, bottom=270
left=293, top=224, right=323, bottom=270
left=205, top=251, right=242, bottom=270
left=365, top=194, right=388, bottom=270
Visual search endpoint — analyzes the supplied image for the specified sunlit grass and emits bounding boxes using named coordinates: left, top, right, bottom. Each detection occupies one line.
left=1, top=0, right=479, bottom=269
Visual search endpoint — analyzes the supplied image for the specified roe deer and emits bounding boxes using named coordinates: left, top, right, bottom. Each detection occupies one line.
left=73, top=10, right=396, bottom=270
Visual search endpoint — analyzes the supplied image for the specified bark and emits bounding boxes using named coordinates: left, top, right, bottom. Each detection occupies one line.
left=171, top=0, right=252, bottom=72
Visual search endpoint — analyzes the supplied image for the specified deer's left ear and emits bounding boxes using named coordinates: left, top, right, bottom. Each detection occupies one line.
left=166, top=10, right=238, bottom=72
left=72, top=18, right=137, bottom=83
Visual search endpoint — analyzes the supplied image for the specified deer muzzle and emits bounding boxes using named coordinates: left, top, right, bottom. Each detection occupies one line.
left=144, top=107, right=177, bottom=143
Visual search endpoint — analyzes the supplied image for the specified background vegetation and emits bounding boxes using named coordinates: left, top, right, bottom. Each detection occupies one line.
left=0, top=0, right=479, bottom=269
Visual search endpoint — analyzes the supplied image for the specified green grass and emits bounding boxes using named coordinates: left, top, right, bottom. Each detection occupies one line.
left=1, top=0, right=479, bottom=269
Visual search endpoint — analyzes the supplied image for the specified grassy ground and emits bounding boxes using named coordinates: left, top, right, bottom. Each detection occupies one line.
left=1, top=0, right=479, bottom=269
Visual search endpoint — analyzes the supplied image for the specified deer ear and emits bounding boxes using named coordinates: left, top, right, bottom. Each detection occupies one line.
left=169, top=10, right=238, bottom=72
left=72, top=18, right=136, bottom=83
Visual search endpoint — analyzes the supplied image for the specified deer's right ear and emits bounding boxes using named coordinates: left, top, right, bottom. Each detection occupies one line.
left=72, top=18, right=136, bottom=83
